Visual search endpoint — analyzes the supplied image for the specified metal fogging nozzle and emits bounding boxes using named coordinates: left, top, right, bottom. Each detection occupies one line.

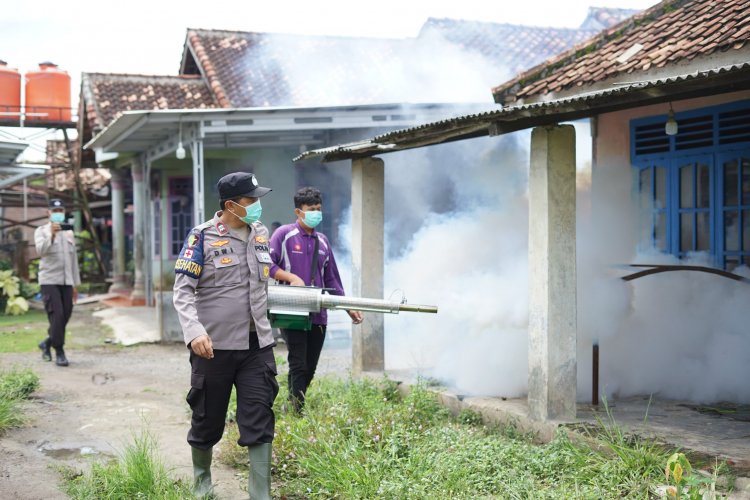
left=267, top=284, right=438, bottom=316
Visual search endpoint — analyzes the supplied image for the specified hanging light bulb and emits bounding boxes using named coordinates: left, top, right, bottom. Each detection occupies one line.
left=176, top=120, right=186, bottom=159
left=665, top=103, right=678, bottom=136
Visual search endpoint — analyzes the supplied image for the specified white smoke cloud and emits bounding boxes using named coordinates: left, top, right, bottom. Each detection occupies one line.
left=380, top=133, right=530, bottom=396
left=247, top=29, right=507, bottom=105
left=379, top=118, right=750, bottom=405
left=295, top=26, right=750, bottom=404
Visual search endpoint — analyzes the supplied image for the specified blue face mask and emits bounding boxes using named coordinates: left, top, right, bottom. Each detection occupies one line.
left=302, top=210, right=323, bottom=228
left=232, top=200, right=262, bottom=225
left=50, top=212, right=66, bottom=224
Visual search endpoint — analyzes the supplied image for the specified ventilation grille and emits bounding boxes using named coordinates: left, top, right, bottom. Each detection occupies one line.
left=634, top=122, right=670, bottom=155
left=634, top=104, right=750, bottom=158
left=674, top=114, right=712, bottom=150
left=719, top=107, right=750, bottom=146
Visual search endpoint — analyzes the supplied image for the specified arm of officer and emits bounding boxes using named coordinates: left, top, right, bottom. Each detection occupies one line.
left=34, top=225, right=55, bottom=256
left=269, top=226, right=305, bottom=286
left=173, top=230, right=213, bottom=359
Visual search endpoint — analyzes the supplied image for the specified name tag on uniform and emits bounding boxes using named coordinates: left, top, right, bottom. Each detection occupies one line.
left=257, top=252, right=273, bottom=264
left=215, top=254, right=240, bottom=268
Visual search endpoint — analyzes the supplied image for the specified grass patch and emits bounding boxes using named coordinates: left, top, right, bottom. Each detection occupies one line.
left=61, top=430, right=196, bottom=500
left=0, top=367, right=40, bottom=434
left=0, top=309, right=47, bottom=327
left=218, top=375, right=685, bottom=498
left=0, top=327, right=49, bottom=353
left=0, top=310, right=49, bottom=353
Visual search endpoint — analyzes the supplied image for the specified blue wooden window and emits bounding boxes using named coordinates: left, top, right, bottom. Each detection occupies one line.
left=631, top=100, right=750, bottom=270
left=717, top=153, right=750, bottom=270
left=169, top=177, right=193, bottom=258
left=637, top=163, right=669, bottom=252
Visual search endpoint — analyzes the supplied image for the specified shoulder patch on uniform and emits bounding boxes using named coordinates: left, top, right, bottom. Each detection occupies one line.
left=175, top=230, right=205, bottom=279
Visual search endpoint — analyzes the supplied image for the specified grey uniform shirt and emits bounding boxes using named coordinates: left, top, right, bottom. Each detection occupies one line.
left=34, top=223, right=81, bottom=286
left=172, top=212, right=275, bottom=350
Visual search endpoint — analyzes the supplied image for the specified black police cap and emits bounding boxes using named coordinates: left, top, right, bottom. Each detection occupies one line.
left=217, top=172, right=271, bottom=200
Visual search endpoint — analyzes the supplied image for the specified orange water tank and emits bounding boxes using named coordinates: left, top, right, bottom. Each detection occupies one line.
left=0, top=60, right=21, bottom=120
left=25, top=62, right=71, bottom=122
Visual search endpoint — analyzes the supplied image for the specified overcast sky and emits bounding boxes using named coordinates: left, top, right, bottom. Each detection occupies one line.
left=3, top=0, right=659, bottom=78
left=1, top=0, right=659, bottom=153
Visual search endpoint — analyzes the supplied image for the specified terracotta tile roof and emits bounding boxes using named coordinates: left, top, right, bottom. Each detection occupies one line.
left=418, top=18, right=602, bottom=79
left=45, top=139, right=79, bottom=166
left=182, top=12, right=634, bottom=108
left=182, top=29, right=407, bottom=107
left=493, top=0, right=750, bottom=104
left=81, top=73, right=218, bottom=131
left=579, top=7, right=641, bottom=31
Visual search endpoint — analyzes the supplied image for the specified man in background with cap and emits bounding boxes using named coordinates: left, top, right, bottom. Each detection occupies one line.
left=173, top=172, right=278, bottom=500
left=34, top=198, right=80, bottom=367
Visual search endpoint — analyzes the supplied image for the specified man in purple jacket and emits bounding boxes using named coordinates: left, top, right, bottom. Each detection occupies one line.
left=269, top=187, right=363, bottom=412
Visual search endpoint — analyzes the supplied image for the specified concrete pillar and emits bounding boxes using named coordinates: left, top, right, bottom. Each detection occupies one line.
left=109, top=168, right=129, bottom=294
left=130, top=159, right=146, bottom=305
left=351, top=157, right=384, bottom=375
left=527, top=125, right=577, bottom=421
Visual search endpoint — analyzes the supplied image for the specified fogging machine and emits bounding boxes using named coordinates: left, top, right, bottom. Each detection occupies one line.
left=267, top=284, right=438, bottom=330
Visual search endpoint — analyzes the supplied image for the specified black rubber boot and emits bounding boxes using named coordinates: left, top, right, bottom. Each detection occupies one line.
left=54, top=347, right=69, bottom=367
left=38, top=339, right=52, bottom=362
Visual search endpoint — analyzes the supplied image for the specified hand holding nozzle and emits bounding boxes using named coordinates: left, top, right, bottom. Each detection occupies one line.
left=348, top=310, right=364, bottom=324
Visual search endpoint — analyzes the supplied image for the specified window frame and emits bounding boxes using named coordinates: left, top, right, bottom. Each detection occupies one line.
left=631, top=100, right=750, bottom=269
left=167, top=177, right=194, bottom=259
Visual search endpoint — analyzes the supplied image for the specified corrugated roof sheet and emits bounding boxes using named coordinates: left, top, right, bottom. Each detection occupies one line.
left=296, top=62, right=750, bottom=162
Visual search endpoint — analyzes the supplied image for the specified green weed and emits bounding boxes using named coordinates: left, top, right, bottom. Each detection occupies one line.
left=218, top=375, right=678, bottom=498
left=62, top=430, right=196, bottom=500
left=0, top=367, right=39, bottom=433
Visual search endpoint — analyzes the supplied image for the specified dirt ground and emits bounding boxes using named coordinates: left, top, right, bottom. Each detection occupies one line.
left=0, top=304, right=351, bottom=500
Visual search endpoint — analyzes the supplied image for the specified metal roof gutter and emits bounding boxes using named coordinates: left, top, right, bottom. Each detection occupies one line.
left=83, top=103, right=475, bottom=153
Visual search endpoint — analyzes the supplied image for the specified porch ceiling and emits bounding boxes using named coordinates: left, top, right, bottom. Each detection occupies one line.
left=294, top=61, right=750, bottom=163
left=83, top=103, right=477, bottom=162
left=0, top=139, right=28, bottom=166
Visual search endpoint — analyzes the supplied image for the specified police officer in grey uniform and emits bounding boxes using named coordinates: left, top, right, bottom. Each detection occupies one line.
left=35, top=198, right=80, bottom=367
left=173, top=172, right=278, bottom=499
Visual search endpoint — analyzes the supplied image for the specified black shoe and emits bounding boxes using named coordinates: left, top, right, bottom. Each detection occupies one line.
left=54, top=348, right=69, bottom=367
left=38, top=339, right=52, bottom=362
